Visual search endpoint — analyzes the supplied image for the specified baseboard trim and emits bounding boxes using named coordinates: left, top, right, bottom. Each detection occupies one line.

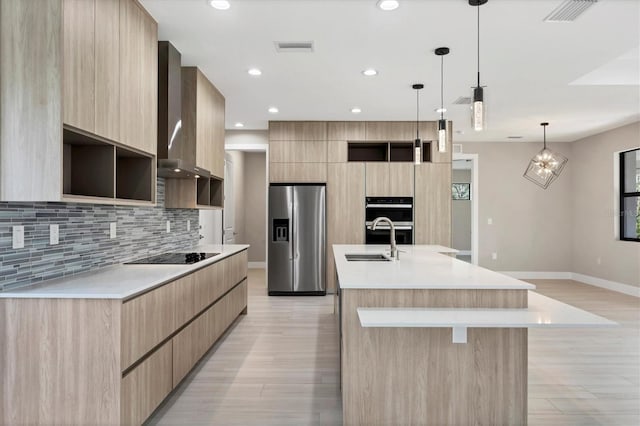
left=248, top=262, right=266, bottom=269
left=499, top=271, right=640, bottom=298
left=500, top=271, right=573, bottom=280
left=456, top=250, right=472, bottom=256
left=571, top=273, right=640, bottom=298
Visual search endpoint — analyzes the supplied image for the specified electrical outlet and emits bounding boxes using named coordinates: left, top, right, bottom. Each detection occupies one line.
left=110, top=222, right=117, bottom=239
left=50, top=224, right=59, bottom=245
left=166, top=220, right=171, bottom=233
left=187, top=219, right=191, bottom=232
left=491, top=252, right=498, bottom=260
left=487, top=218, right=493, bottom=225
left=12, top=225, right=24, bottom=249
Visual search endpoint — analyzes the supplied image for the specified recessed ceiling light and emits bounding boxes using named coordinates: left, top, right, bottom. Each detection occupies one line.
left=435, top=108, right=447, bottom=113
left=234, top=122, right=244, bottom=128
left=248, top=68, right=262, bottom=76
left=377, top=0, right=399, bottom=11
left=268, top=107, right=279, bottom=113
left=209, top=0, right=230, bottom=10
left=362, top=68, right=378, bottom=77
left=351, top=107, right=362, bottom=114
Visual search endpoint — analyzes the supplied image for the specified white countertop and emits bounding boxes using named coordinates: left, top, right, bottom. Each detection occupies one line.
left=0, top=244, right=249, bottom=300
left=357, top=291, right=617, bottom=329
left=334, top=244, right=535, bottom=290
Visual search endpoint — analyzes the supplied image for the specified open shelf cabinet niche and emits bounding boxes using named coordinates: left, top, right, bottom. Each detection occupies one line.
left=62, top=127, right=155, bottom=204
left=165, top=176, right=224, bottom=210
left=348, top=141, right=430, bottom=163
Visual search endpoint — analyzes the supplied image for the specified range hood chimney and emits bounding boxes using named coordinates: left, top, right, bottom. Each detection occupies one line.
left=157, top=41, right=209, bottom=179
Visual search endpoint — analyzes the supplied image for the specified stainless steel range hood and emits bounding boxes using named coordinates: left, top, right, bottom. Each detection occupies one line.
left=157, top=41, right=209, bottom=179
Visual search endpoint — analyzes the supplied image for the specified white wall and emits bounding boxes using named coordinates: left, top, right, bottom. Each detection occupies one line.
left=459, top=141, right=574, bottom=272
left=460, top=121, right=640, bottom=289
left=571, top=122, right=640, bottom=287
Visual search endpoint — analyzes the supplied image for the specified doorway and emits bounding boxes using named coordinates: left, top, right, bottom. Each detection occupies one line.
left=452, top=153, right=478, bottom=265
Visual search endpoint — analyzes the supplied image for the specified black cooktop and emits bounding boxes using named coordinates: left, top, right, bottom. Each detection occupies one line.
left=125, top=252, right=219, bottom=265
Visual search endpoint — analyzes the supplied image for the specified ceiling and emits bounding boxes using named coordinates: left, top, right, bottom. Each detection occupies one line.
left=140, top=0, right=640, bottom=143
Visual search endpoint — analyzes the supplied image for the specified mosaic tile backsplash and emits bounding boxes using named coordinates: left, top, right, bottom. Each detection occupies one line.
left=0, top=178, right=200, bottom=291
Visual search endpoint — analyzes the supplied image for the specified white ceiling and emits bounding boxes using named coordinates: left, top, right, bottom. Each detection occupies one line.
left=140, top=0, right=640, bottom=143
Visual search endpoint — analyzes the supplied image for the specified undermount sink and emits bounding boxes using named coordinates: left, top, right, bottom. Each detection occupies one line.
left=345, top=253, right=391, bottom=262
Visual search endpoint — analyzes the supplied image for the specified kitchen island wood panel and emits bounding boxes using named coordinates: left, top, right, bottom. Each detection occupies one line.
left=335, top=246, right=530, bottom=426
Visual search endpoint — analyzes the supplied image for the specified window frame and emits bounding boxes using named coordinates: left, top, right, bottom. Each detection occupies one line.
left=619, top=148, right=640, bottom=242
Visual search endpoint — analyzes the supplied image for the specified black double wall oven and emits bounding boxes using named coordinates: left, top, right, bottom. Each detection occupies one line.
left=365, top=197, right=414, bottom=245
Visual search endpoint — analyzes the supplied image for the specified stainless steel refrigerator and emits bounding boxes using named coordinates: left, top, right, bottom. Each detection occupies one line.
left=268, top=184, right=326, bottom=295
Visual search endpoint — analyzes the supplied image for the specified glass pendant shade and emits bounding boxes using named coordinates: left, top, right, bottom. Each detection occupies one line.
left=472, top=86, right=484, bottom=131
left=523, top=123, right=568, bottom=189
left=438, top=119, right=447, bottom=152
left=412, top=83, right=424, bottom=165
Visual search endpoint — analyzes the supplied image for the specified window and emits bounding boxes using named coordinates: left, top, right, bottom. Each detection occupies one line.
left=620, top=148, right=640, bottom=241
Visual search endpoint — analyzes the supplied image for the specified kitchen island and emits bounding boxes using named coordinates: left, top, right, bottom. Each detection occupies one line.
left=334, top=244, right=615, bottom=426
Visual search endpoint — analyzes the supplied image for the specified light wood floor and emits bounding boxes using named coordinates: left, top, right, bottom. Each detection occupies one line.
left=147, top=271, right=639, bottom=426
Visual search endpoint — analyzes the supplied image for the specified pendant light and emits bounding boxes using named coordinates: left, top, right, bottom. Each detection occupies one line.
left=435, top=47, right=450, bottom=153
left=413, top=83, right=424, bottom=165
left=523, top=122, right=568, bottom=189
left=470, top=0, right=488, bottom=131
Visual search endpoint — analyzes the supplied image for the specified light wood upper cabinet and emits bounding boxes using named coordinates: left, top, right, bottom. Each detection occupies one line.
left=269, top=163, right=327, bottom=183
left=269, top=121, right=327, bottom=141
left=389, top=163, right=414, bottom=197
left=63, top=0, right=95, bottom=131
left=0, top=0, right=63, bottom=201
left=211, top=83, right=226, bottom=178
left=94, top=0, right=120, bottom=142
left=327, top=163, right=365, bottom=293
left=365, top=162, right=390, bottom=196
left=119, top=0, right=157, bottom=155
left=182, top=67, right=226, bottom=178
left=63, top=0, right=154, bottom=152
left=365, top=122, right=416, bottom=141
left=269, top=140, right=327, bottom=163
left=327, top=121, right=365, bottom=141
left=365, top=162, right=413, bottom=197
left=414, top=163, right=451, bottom=246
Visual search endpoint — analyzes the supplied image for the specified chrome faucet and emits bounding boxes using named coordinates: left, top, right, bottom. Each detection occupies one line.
left=371, top=216, right=397, bottom=259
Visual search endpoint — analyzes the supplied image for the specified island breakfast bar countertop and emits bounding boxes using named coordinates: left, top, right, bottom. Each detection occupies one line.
left=333, top=244, right=535, bottom=290
left=0, top=244, right=249, bottom=300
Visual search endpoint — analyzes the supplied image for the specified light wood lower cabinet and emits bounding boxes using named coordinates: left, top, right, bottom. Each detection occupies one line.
left=121, top=340, right=173, bottom=426
left=0, top=250, right=248, bottom=426
left=121, top=280, right=176, bottom=371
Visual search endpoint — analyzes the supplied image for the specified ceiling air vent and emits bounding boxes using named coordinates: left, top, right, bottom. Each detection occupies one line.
left=275, top=41, right=314, bottom=52
left=544, top=0, right=597, bottom=23
left=453, top=96, right=472, bottom=105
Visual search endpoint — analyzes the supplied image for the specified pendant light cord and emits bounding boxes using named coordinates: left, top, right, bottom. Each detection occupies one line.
left=477, top=4, right=481, bottom=87
left=440, top=56, right=444, bottom=121
left=543, top=125, right=547, bottom=149
left=416, top=89, right=420, bottom=139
